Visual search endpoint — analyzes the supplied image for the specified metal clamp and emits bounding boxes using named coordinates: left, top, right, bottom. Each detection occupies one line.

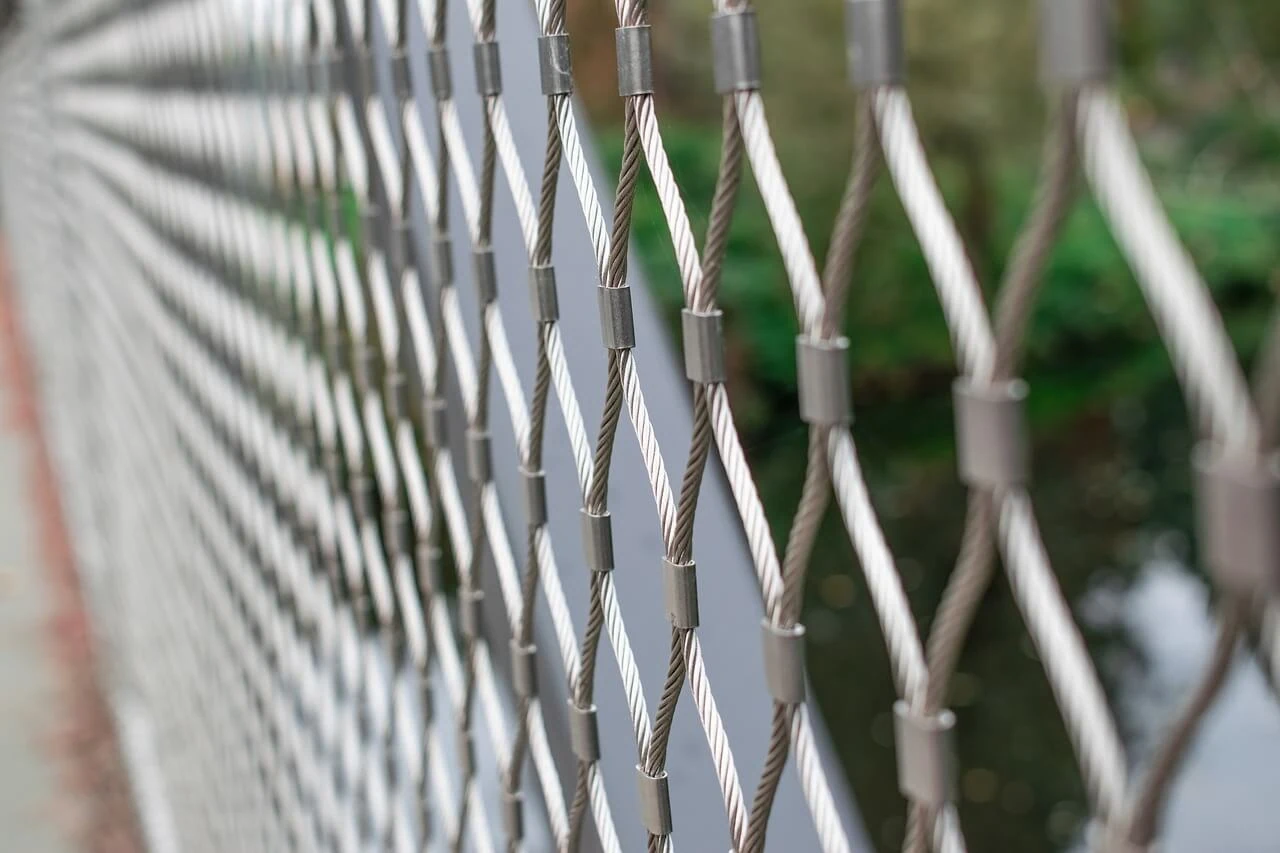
left=537, top=34, right=573, bottom=95
left=473, top=247, right=497, bottom=304
left=569, top=701, right=600, bottom=761
left=846, top=0, right=905, bottom=88
left=521, top=467, right=548, bottom=527
left=635, top=766, right=673, bottom=835
left=510, top=639, right=538, bottom=699
left=431, top=234, right=454, bottom=284
left=529, top=264, right=559, bottom=322
left=796, top=335, right=851, bottom=425
left=424, top=395, right=449, bottom=449
left=952, top=377, right=1029, bottom=488
left=459, top=587, right=484, bottom=641
left=761, top=619, right=806, bottom=703
left=466, top=429, right=492, bottom=483
left=502, top=791, right=524, bottom=841
left=351, top=474, right=375, bottom=523
left=710, top=10, right=762, bottom=94
left=1193, top=443, right=1280, bottom=596
left=662, top=559, right=699, bottom=629
left=353, top=341, right=377, bottom=393
left=615, top=25, right=654, bottom=96
left=385, top=368, right=408, bottom=422
left=892, top=701, right=956, bottom=806
left=427, top=46, right=452, bottom=100
left=681, top=309, right=726, bottom=384
left=417, top=543, right=443, bottom=598
left=581, top=509, right=615, bottom=573
left=598, top=285, right=636, bottom=350
left=473, top=40, right=502, bottom=96
left=458, top=723, right=475, bottom=778
left=383, top=508, right=410, bottom=560
left=390, top=49, right=411, bottom=99
left=1039, top=0, right=1111, bottom=86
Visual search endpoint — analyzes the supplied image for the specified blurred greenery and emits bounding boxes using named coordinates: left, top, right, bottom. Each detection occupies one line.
left=571, top=0, right=1280, bottom=850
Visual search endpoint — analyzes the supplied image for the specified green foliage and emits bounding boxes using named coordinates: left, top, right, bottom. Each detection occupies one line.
left=601, top=123, right=1280, bottom=445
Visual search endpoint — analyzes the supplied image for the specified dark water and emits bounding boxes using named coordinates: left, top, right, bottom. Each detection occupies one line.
left=751, top=378, right=1280, bottom=852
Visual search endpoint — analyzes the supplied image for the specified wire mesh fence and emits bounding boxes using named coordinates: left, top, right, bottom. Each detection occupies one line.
left=0, top=1, right=1277, bottom=852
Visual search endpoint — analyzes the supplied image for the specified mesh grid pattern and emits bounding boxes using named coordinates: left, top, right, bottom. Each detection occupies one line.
left=1, top=2, right=1277, bottom=853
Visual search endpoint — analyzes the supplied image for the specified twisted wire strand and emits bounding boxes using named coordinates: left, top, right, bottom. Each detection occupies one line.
left=902, top=90, right=1080, bottom=853
left=872, top=84, right=1130, bottom=825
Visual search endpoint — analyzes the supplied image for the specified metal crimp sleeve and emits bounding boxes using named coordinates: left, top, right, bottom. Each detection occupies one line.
left=635, top=766, right=673, bottom=835
left=845, top=0, right=905, bottom=89
left=597, top=285, right=636, bottom=350
left=796, top=335, right=852, bottom=425
left=761, top=619, right=806, bottom=703
left=537, top=34, right=573, bottom=95
left=473, top=39, right=502, bottom=96
left=1193, top=444, right=1280, bottom=596
left=681, top=308, right=726, bottom=384
left=1039, top=0, right=1111, bottom=86
left=569, top=701, right=601, bottom=761
left=893, top=701, right=957, bottom=807
left=615, top=25, right=653, bottom=97
left=662, top=559, right=699, bottom=629
left=529, top=264, right=559, bottom=322
left=427, top=46, right=452, bottom=100
left=710, top=9, right=762, bottom=94
left=580, top=509, right=615, bottom=573
left=952, top=377, right=1030, bottom=488
left=473, top=247, right=497, bottom=305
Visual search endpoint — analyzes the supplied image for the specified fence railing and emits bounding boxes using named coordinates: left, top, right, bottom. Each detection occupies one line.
left=1, top=1, right=1277, bottom=852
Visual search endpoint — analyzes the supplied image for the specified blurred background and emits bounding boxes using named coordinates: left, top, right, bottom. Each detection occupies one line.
left=564, top=1, right=1280, bottom=851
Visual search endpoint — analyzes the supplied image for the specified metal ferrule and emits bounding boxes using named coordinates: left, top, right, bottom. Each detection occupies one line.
left=952, top=377, right=1029, bottom=488
left=465, top=428, right=492, bottom=484
left=580, top=509, right=615, bottom=573
left=473, top=247, right=497, bottom=305
left=510, top=639, right=538, bottom=699
left=459, top=587, right=484, bottom=640
left=350, top=474, right=374, bottom=524
left=473, top=40, right=503, bottom=96
left=431, top=234, right=455, bottom=285
left=537, top=34, right=573, bottom=95
left=417, top=542, right=443, bottom=598
left=353, top=341, right=377, bottom=394
left=382, top=507, right=410, bottom=559
left=1193, top=444, right=1280, bottom=596
left=597, top=285, right=636, bottom=350
left=529, top=263, right=560, bottom=322
left=845, top=0, right=905, bottom=88
left=761, top=618, right=806, bottom=704
left=457, top=723, right=475, bottom=778
left=390, top=49, right=411, bottom=100
left=308, top=51, right=333, bottom=95
left=615, top=25, right=654, bottom=97
left=795, top=335, right=851, bottom=425
left=385, top=368, right=408, bottom=423
left=1039, top=0, right=1112, bottom=86
left=662, top=559, right=699, bottom=629
left=893, top=701, right=956, bottom=807
left=680, top=308, right=726, bottom=384
left=427, top=46, right=452, bottom=100
left=710, top=10, right=762, bottom=94
left=568, top=701, right=600, bottom=761
left=635, top=766, right=673, bottom=835
left=521, top=467, right=548, bottom=527
left=424, top=395, right=449, bottom=449
left=502, top=791, right=524, bottom=841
